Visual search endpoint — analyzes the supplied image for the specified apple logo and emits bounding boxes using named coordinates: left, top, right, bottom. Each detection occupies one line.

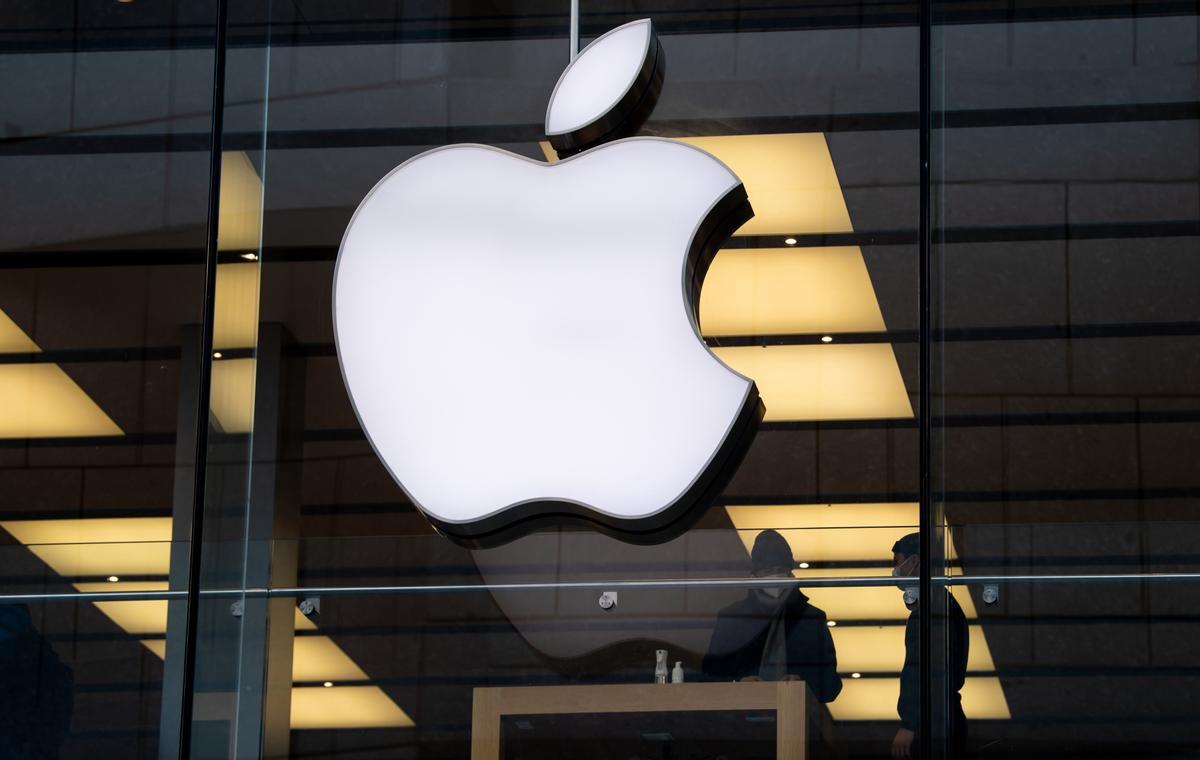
left=334, top=18, right=764, bottom=545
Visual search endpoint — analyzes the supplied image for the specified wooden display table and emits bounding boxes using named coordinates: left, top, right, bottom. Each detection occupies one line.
left=471, top=681, right=839, bottom=760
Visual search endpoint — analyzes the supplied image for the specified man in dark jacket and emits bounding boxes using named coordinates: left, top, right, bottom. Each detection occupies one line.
left=702, top=530, right=842, bottom=702
left=891, top=533, right=969, bottom=759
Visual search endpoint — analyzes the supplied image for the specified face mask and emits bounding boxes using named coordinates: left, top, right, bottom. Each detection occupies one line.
left=753, top=573, right=791, bottom=603
left=892, top=560, right=918, bottom=606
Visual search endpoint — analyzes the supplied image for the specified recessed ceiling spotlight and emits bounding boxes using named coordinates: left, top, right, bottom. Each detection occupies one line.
left=798, top=562, right=809, bottom=569
left=820, top=335, right=833, bottom=343
left=107, top=575, right=120, bottom=582
left=851, top=672, right=862, bottom=679
left=827, top=620, right=837, bottom=627
left=212, top=351, right=223, bottom=359
left=784, top=237, right=797, bottom=246
left=323, top=681, right=333, bottom=688
left=240, top=252, right=259, bottom=261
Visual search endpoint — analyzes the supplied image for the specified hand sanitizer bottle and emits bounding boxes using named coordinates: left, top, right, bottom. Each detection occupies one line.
left=671, top=661, right=684, bottom=683
left=654, top=649, right=669, bottom=684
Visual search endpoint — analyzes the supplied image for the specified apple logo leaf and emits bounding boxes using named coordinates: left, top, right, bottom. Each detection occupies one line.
left=545, top=18, right=664, bottom=159
left=333, top=18, right=763, bottom=547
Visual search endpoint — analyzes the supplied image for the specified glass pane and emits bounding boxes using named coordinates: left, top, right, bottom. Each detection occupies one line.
left=192, top=1, right=923, bottom=757
left=0, top=1, right=219, bottom=756
left=932, top=4, right=1200, bottom=757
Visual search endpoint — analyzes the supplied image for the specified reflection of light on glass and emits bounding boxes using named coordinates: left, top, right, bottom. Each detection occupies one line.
left=1, top=517, right=414, bottom=729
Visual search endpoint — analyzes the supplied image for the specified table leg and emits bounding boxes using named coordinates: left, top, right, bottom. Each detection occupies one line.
left=472, top=689, right=502, bottom=760
left=776, top=683, right=807, bottom=760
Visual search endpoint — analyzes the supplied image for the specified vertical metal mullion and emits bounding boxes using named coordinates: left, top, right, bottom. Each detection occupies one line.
left=918, top=0, right=934, bottom=758
left=569, top=0, right=580, bottom=59
left=177, top=0, right=229, bottom=756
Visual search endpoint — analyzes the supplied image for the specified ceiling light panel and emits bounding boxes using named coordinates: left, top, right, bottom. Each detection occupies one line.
left=830, top=677, right=1011, bottom=721
left=831, top=625, right=997, bottom=672
left=0, top=364, right=123, bottom=438
left=217, top=152, right=264, bottom=253
left=676, top=134, right=853, bottom=236
left=699, top=247, right=886, bottom=337
left=209, top=357, right=256, bottom=433
left=540, top=133, right=853, bottom=236
left=292, top=636, right=370, bottom=682
left=0, top=310, right=39, bottom=353
left=213, top=263, right=261, bottom=351
left=712, top=344, right=913, bottom=421
left=291, top=686, right=415, bottom=729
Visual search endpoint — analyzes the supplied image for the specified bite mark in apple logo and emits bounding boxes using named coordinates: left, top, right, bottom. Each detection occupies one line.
left=334, top=18, right=764, bottom=546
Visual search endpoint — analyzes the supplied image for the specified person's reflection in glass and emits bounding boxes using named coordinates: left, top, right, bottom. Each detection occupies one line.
left=0, top=604, right=73, bottom=760
left=890, top=533, right=969, bottom=760
left=702, top=530, right=842, bottom=702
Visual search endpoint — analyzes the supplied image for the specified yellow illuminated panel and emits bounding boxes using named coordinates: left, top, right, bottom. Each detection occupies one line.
left=0, top=364, right=123, bottom=438
left=292, top=636, right=370, bottom=682
left=831, top=625, right=996, bottom=673
left=2, top=518, right=171, bottom=577
left=830, top=676, right=1010, bottom=721
left=210, top=357, right=256, bottom=433
left=714, top=344, right=913, bottom=421
left=213, top=263, right=261, bottom=351
left=218, top=152, right=264, bottom=252
left=291, top=686, right=415, bottom=729
left=700, top=247, right=885, bottom=337
left=141, top=639, right=167, bottom=658
left=678, top=133, right=853, bottom=236
left=71, top=581, right=170, bottom=634
left=2, top=517, right=171, bottom=545
left=0, top=310, right=39, bottom=353
left=541, top=133, right=853, bottom=236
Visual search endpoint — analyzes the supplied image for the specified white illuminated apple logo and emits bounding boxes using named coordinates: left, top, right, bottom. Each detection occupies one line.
left=334, top=18, right=763, bottom=544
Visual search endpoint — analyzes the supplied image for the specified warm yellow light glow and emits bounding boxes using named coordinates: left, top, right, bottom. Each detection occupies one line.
left=0, top=364, right=123, bottom=438
left=73, top=582, right=170, bottom=634
left=292, top=636, right=370, bottom=682
left=0, top=310, right=39, bottom=353
left=209, top=357, right=256, bottom=433
left=678, top=134, right=853, bottom=236
left=540, top=133, right=852, bottom=236
left=74, top=581, right=169, bottom=592
left=829, top=677, right=1010, bottom=721
left=699, top=247, right=886, bottom=337
left=291, top=686, right=415, bottom=729
left=218, top=152, right=264, bottom=252
left=213, top=263, right=261, bottom=351
left=831, top=625, right=996, bottom=673
left=728, top=503, right=917, bottom=531
left=713, top=344, right=913, bottom=421
left=725, top=507, right=981, bottom=619
left=4, top=517, right=173, bottom=546
left=141, top=639, right=167, bottom=658
left=2, top=518, right=171, bottom=577
left=727, top=503, right=918, bottom=563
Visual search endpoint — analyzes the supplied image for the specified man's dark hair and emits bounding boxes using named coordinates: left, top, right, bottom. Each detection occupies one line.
left=891, top=532, right=920, bottom=558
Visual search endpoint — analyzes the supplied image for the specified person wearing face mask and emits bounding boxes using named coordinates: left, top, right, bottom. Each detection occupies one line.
left=890, top=533, right=969, bottom=760
left=702, top=530, right=842, bottom=702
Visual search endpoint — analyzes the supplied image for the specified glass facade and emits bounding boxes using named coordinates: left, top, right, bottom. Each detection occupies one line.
left=1, top=2, right=1196, bottom=759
